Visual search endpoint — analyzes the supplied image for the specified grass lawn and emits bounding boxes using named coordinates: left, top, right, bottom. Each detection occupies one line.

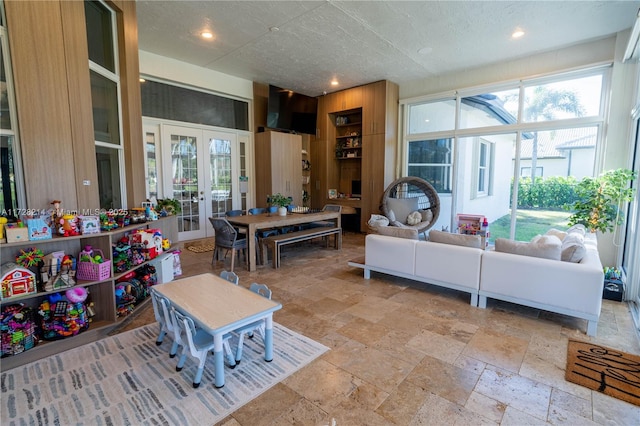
left=489, top=209, right=572, bottom=243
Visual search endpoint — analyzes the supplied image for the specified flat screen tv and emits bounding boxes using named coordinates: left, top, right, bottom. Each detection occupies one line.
left=267, top=85, right=318, bottom=135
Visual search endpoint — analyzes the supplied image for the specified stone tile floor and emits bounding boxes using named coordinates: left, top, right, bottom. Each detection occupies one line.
left=115, top=232, right=640, bottom=425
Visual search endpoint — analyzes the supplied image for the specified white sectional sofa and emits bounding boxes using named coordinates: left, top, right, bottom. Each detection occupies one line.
left=349, top=230, right=605, bottom=336
left=353, top=234, right=483, bottom=306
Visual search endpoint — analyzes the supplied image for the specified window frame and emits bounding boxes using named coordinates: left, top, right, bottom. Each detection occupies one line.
left=0, top=1, right=26, bottom=216
left=400, top=65, right=611, bottom=235
left=85, top=0, right=126, bottom=209
left=474, top=138, right=493, bottom=198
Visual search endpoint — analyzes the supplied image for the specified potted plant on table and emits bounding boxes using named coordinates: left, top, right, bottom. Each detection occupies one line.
left=566, top=168, right=637, bottom=234
left=269, top=193, right=291, bottom=217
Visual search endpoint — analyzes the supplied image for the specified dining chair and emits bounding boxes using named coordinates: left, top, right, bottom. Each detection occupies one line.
left=305, top=204, right=343, bottom=229
left=248, top=207, right=279, bottom=264
left=172, top=307, right=236, bottom=388
left=209, top=217, right=250, bottom=272
left=225, top=209, right=243, bottom=217
left=233, top=283, right=272, bottom=363
left=151, top=289, right=180, bottom=357
left=219, top=270, right=239, bottom=285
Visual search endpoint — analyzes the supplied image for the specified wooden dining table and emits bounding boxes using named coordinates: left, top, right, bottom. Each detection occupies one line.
left=226, top=210, right=341, bottom=271
left=153, top=273, right=282, bottom=388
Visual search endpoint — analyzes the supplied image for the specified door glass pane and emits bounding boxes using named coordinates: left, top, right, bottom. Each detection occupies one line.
left=95, top=146, right=122, bottom=209
left=209, top=137, right=232, bottom=216
left=239, top=140, right=247, bottom=211
left=146, top=132, right=158, bottom=199
left=408, top=100, right=456, bottom=134
left=90, top=71, right=120, bottom=145
left=523, top=74, right=602, bottom=122
left=171, top=134, right=199, bottom=232
left=84, top=0, right=115, bottom=72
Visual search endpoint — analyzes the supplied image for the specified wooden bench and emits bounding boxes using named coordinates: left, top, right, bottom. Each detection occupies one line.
left=263, top=227, right=342, bottom=268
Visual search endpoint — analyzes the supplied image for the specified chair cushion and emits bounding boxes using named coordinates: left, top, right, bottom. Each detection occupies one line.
left=387, top=197, right=419, bottom=224
left=428, top=230, right=483, bottom=249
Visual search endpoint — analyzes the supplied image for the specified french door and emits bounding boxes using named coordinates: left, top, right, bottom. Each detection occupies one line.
left=161, top=125, right=240, bottom=240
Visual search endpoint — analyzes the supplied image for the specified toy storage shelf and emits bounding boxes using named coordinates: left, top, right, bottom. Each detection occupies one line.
left=0, top=215, right=178, bottom=371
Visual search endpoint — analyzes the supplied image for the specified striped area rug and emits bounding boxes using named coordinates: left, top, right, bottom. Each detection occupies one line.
left=1, top=323, right=329, bottom=425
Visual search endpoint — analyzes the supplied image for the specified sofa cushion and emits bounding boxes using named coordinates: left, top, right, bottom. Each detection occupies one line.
left=373, top=225, right=419, bottom=240
left=494, top=235, right=562, bottom=260
left=387, top=197, right=419, bottom=224
left=561, top=232, right=586, bottom=263
left=428, top=230, right=483, bottom=249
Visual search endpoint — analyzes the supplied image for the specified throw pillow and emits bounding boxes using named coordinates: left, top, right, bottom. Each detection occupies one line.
left=386, top=197, right=419, bottom=224
left=387, top=209, right=396, bottom=223
left=495, top=235, right=562, bottom=260
left=567, top=224, right=587, bottom=236
left=407, top=211, right=422, bottom=226
left=375, top=225, right=419, bottom=240
left=368, top=214, right=389, bottom=228
left=428, top=230, right=483, bottom=249
left=420, top=209, right=434, bottom=225
left=561, top=232, right=586, bottom=263
left=545, top=228, right=567, bottom=241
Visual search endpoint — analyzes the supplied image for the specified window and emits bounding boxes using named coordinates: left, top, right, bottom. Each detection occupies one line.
left=145, top=131, right=158, bottom=200
left=408, top=99, right=456, bottom=134
left=476, top=139, right=493, bottom=196
left=520, top=166, right=543, bottom=177
left=0, top=2, right=24, bottom=218
left=401, top=66, right=608, bottom=240
left=407, top=139, right=452, bottom=193
left=84, top=0, right=124, bottom=209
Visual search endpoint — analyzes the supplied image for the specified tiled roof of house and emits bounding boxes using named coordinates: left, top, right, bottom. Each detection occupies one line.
left=518, top=127, right=596, bottom=159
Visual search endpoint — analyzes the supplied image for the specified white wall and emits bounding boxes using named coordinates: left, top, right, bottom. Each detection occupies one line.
left=139, top=50, right=254, bottom=101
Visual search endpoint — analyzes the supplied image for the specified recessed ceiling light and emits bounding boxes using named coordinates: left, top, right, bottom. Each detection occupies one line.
left=512, top=29, right=525, bottom=39
left=330, top=79, right=339, bottom=86
left=201, top=31, right=214, bottom=39
left=139, top=78, right=146, bottom=83
left=418, top=47, right=433, bottom=55
left=269, top=26, right=279, bottom=32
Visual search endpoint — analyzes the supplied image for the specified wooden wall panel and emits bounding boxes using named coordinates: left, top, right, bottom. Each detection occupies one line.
left=60, top=0, right=99, bottom=211
left=5, top=0, right=78, bottom=210
left=115, top=0, right=145, bottom=207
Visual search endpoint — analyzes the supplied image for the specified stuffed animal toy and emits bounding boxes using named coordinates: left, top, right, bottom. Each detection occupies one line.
left=407, top=211, right=422, bottom=226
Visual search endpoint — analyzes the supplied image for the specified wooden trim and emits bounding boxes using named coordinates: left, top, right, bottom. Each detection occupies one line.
left=60, top=0, right=100, bottom=210
left=115, top=0, right=145, bottom=207
left=5, top=0, right=78, bottom=210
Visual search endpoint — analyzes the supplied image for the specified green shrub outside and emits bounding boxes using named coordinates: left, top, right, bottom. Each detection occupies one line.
left=513, top=176, right=578, bottom=210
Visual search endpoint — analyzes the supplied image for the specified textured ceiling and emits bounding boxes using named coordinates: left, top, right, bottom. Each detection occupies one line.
left=136, top=1, right=640, bottom=97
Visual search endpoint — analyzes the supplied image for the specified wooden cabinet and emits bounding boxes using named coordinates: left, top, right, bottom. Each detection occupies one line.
left=312, top=81, right=398, bottom=228
left=255, top=131, right=303, bottom=206
left=363, top=80, right=388, bottom=135
left=0, top=216, right=178, bottom=370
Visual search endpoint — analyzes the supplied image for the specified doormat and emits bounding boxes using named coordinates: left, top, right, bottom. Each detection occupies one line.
left=565, top=339, right=640, bottom=407
left=186, top=244, right=215, bottom=253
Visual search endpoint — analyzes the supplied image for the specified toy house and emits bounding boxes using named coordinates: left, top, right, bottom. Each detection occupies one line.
left=1, top=263, right=37, bottom=300
left=456, top=214, right=490, bottom=248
